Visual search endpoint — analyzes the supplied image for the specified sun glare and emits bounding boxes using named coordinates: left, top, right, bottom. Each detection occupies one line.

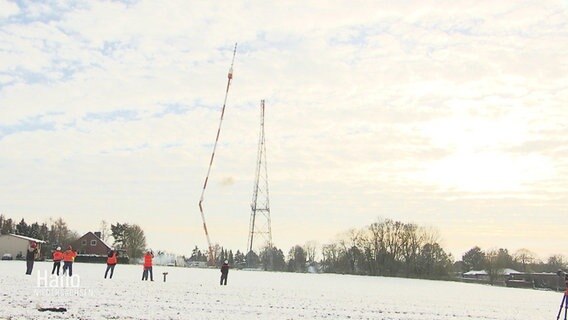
left=420, top=151, right=554, bottom=193
left=417, top=112, right=555, bottom=193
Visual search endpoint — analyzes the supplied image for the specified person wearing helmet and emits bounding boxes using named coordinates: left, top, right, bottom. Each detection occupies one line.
left=52, top=246, right=63, bottom=275
left=25, top=241, right=38, bottom=275
left=105, top=248, right=118, bottom=279
left=220, top=260, right=229, bottom=285
left=62, top=245, right=77, bottom=276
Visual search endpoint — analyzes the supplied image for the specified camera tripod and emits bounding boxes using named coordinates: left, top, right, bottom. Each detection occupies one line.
left=557, top=291, right=568, bottom=320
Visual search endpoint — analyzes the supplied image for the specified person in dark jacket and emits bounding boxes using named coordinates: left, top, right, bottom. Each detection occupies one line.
left=220, top=260, right=229, bottom=285
left=25, top=241, right=38, bottom=275
left=105, top=249, right=118, bottom=279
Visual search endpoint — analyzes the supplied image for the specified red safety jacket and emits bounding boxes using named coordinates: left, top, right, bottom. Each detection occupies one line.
left=107, top=252, right=117, bottom=265
left=143, top=253, right=153, bottom=268
left=63, top=250, right=76, bottom=262
left=53, top=251, right=63, bottom=262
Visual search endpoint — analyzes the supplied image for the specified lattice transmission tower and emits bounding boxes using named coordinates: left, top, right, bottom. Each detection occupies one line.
left=247, top=100, right=273, bottom=262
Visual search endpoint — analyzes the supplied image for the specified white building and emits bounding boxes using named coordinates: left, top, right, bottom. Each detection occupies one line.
left=0, top=234, right=46, bottom=259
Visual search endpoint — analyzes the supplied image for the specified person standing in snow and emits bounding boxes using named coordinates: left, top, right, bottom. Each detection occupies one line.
left=52, top=246, right=63, bottom=276
left=25, top=241, right=38, bottom=275
left=62, top=245, right=77, bottom=276
left=142, top=250, right=154, bottom=281
left=105, top=249, right=118, bottom=279
left=220, top=260, right=229, bottom=285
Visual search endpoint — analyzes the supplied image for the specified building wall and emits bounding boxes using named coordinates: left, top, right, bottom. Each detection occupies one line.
left=507, top=273, right=565, bottom=291
left=0, top=235, right=41, bottom=258
left=69, top=232, right=110, bottom=256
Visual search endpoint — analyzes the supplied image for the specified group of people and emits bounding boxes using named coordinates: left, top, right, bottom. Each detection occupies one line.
left=50, top=245, right=78, bottom=276
left=25, top=241, right=230, bottom=285
left=25, top=241, right=77, bottom=276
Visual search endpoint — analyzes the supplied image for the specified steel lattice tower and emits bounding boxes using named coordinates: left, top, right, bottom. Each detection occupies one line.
left=247, top=100, right=273, bottom=259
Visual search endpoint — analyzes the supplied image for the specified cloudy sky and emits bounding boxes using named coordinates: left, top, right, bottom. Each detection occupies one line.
left=1, top=0, right=567, bottom=259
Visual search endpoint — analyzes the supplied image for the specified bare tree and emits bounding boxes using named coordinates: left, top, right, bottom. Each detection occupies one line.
left=484, top=248, right=503, bottom=285
left=338, top=229, right=362, bottom=274
left=99, top=220, right=111, bottom=243
left=514, top=248, right=537, bottom=272
left=49, top=217, right=79, bottom=246
left=421, top=225, right=440, bottom=245
left=383, top=219, right=405, bottom=275
left=321, top=243, right=340, bottom=272
left=212, top=243, right=222, bottom=265
left=401, top=223, right=424, bottom=276
left=547, top=254, right=567, bottom=272
left=303, top=241, right=318, bottom=263
left=368, top=220, right=387, bottom=275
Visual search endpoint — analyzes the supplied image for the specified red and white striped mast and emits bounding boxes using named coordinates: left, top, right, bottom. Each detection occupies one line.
left=198, top=43, right=237, bottom=266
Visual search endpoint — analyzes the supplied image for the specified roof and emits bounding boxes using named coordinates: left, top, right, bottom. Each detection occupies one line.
left=463, top=270, right=488, bottom=276
left=463, top=268, right=521, bottom=276
left=78, top=232, right=112, bottom=250
left=501, top=268, right=521, bottom=275
left=97, top=235, right=113, bottom=250
left=2, top=234, right=47, bottom=243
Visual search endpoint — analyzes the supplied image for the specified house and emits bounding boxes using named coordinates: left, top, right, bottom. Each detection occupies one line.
left=69, top=232, right=111, bottom=256
left=0, top=234, right=47, bottom=259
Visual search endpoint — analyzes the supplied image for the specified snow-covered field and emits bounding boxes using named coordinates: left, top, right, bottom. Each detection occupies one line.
left=0, top=261, right=562, bottom=319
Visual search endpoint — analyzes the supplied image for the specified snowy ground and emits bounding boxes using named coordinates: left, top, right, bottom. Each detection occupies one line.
left=0, top=261, right=563, bottom=319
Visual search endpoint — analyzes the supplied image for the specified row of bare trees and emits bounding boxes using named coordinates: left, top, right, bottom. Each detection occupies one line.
left=320, top=218, right=453, bottom=278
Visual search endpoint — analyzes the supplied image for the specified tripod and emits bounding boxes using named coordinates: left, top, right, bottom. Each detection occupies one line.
left=557, top=290, right=568, bottom=320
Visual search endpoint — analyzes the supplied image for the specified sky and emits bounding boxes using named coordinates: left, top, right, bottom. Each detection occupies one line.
left=0, top=0, right=567, bottom=260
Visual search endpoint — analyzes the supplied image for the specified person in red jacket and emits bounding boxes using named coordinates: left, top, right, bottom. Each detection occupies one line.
left=62, top=245, right=77, bottom=277
left=51, top=246, right=63, bottom=276
left=104, top=249, right=118, bottom=279
left=142, top=250, right=154, bottom=281
left=220, top=260, right=229, bottom=285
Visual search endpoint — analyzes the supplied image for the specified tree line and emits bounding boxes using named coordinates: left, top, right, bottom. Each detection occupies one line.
left=203, top=217, right=567, bottom=282
left=6, top=212, right=565, bottom=278
left=317, top=218, right=453, bottom=278
left=186, top=218, right=452, bottom=277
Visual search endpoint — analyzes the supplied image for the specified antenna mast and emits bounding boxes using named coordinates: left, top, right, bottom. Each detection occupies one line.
left=198, top=43, right=237, bottom=266
left=247, top=99, right=273, bottom=267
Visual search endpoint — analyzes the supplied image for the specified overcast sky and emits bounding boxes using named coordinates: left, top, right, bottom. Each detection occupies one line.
left=1, top=0, right=567, bottom=260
